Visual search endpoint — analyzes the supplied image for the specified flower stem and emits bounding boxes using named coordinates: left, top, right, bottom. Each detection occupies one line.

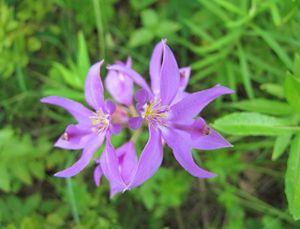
left=92, top=0, right=106, bottom=59
left=66, top=177, right=80, bottom=225
left=174, top=207, right=186, bottom=229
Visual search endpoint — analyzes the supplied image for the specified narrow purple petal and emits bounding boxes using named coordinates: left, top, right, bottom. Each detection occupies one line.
left=104, top=100, right=116, bottom=114
left=107, top=64, right=152, bottom=97
left=54, top=134, right=105, bottom=177
left=128, top=126, right=163, bottom=189
left=100, top=137, right=127, bottom=198
left=105, top=64, right=134, bottom=106
left=54, top=124, right=93, bottom=150
left=160, top=42, right=180, bottom=105
left=126, top=56, right=132, bottom=66
left=41, top=96, right=93, bottom=124
left=179, top=67, right=191, bottom=91
left=109, top=123, right=122, bottom=134
left=94, top=164, right=103, bottom=187
left=116, top=141, right=138, bottom=185
left=128, top=117, right=143, bottom=130
left=170, top=85, right=234, bottom=121
left=149, top=40, right=164, bottom=94
left=160, top=126, right=216, bottom=178
left=85, top=61, right=105, bottom=110
left=172, top=91, right=190, bottom=105
left=193, top=129, right=232, bottom=150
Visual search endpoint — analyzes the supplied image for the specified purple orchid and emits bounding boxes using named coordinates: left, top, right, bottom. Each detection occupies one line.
left=107, top=40, right=234, bottom=189
left=41, top=61, right=122, bottom=177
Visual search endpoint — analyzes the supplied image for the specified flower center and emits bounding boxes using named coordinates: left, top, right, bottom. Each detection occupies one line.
left=141, top=98, right=169, bottom=126
left=89, top=109, right=110, bottom=134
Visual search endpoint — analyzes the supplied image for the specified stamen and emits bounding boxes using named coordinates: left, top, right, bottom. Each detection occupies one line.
left=89, top=109, right=110, bottom=134
left=141, top=98, right=169, bottom=126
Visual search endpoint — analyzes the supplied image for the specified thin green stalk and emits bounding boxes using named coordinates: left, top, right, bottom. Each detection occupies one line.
left=66, top=156, right=80, bottom=225
left=93, top=0, right=106, bottom=59
left=66, top=177, right=80, bottom=225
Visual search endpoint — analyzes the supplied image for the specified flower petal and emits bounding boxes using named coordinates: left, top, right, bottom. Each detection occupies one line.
left=116, top=141, right=138, bottom=185
left=84, top=60, right=105, bottom=110
left=128, top=117, right=143, bottom=130
left=107, top=64, right=152, bottom=97
left=105, top=63, right=134, bottom=106
left=94, top=164, right=103, bottom=187
left=160, top=126, right=216, bottom=178
left=54, top=124, right=93, bottom=150
left=193, top=129, right=232, bottom=150
left=170, top=85, right=234, bottom=121
left=160, top=42, right=180, bottom=105
left=54, top=134, right=105, bottom=177
left=179, top=67, right=191, bottom=91
left=41, top=96, right=93, bottom=124
left=128, top=126, right=163, bottom=189
left=100, top=137, right=126, bottom=198
left=149, top=40, right=164, bottom=95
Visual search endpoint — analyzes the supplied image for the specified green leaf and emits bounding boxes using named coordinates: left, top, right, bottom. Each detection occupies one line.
left=229, top=99, right=293, bottom=116
left=285, top=134, right=300, bottom=220
left=129, top=29, right=154, bottom=47
left=155, top=21, right=180, bottom=37
left=0, top=166, right=10, bottom=192
left=213, top=112, right=300, bottom=136
left=141, top=9, right=158, bottom=28
left=284, top=72, right=300, bottom=112
left=237, top=43, right=254, bottom=99
left=77, top=31, right=91, bottom=80
left=293, top=54, right=300, bottom=77
left=272, top=134, right=292, bottom=161
left=260, top=83, right=285, bottom=99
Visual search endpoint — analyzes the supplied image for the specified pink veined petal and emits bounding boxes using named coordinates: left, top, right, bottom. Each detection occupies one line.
left=84, top=60, right=105, bottom=110
left=170, top=85, right=234, bottom=121
left=116, top=141, right=138, bottom=185
left=54, top=124, right=93, bottom=150
left=160, top=126, right=216, bottom=178
left=149, top=40, right=164, bottom=95
left=94, top=164, right=103, bottom=187
left=107, top=64, right=152, bottom=97
left=105, top=65, right=133, bottom=106
left=100, top=137, right=126, bottom=198
left=128, top=126, right=163, bottom=189
left=54, top=134, right=105, bottom=177
left=159, top=42, right=180, bottom=105
left=40, top=96, right=93, bottom=124
left=179, top=67, right=191, bottom=91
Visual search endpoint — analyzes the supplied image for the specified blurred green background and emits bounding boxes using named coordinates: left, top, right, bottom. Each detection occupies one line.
left=1, top=0, right=300, bottom=228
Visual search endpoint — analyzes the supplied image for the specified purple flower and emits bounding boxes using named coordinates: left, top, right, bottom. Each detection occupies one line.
left=94, top=141, right=138, bottom=198
left=41, top=61, right=121, bottom=177
left=105, top=57, right=134, bottom=106
left=108, top=40, right=234, bottom=189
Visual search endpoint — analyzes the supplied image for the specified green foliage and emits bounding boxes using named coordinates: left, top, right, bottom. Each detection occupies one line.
left=285, top=134, right=300, bottom=220
left=132, top=168, right=192, bottom=217
left=0, top=127, right=50, bottom=192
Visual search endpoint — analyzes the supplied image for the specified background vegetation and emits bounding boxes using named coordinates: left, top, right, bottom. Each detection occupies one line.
left=1, top=0, right=300, bottom=228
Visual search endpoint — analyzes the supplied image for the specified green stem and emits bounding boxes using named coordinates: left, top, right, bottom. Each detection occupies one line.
left=92, top=0, right=106, bottom=59
left=66, top=156, right=80, bottom=225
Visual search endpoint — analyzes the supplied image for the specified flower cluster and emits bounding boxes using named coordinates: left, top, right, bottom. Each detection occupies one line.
left=41, top=40, right=233, bottom=197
